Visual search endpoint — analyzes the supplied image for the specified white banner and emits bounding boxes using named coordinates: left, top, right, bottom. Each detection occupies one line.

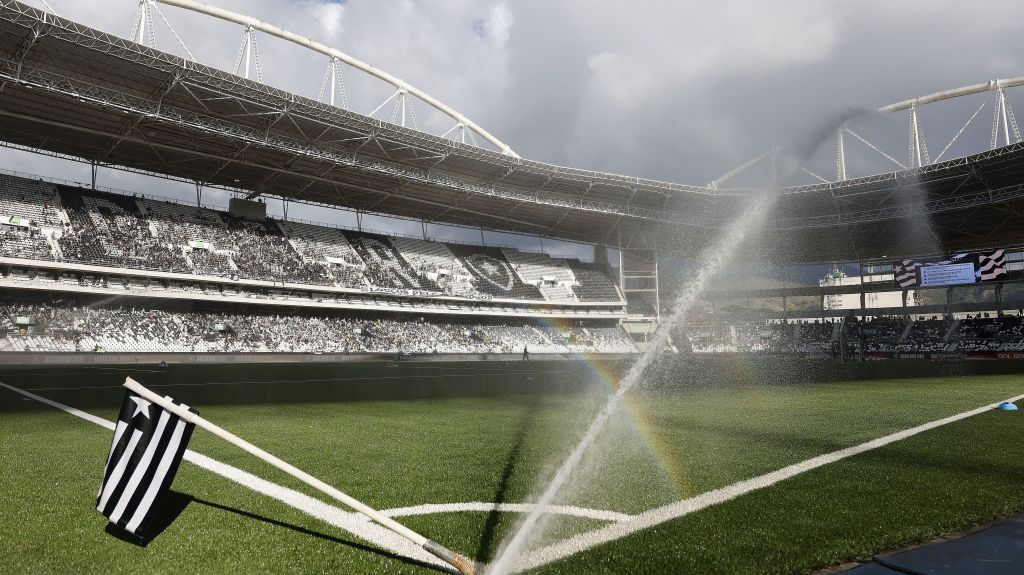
left=918, top=262, right=976, bottom=287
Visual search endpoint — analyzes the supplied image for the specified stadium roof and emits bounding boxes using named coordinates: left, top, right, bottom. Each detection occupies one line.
left=1, top=0, right=1024, bottom=262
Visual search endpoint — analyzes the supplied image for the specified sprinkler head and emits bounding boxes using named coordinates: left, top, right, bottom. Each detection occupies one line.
left=423, top=540, right=482, bottom=575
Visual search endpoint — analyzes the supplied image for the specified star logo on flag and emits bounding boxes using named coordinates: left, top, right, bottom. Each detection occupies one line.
left=129, top=396, right=151, bottom=419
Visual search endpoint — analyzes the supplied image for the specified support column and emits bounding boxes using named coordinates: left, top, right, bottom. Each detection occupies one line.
left=781, top=263, right=787, bottom=320
left=996, top=283, right=1004, bottom=317
left=195, top=182, right=202, bottom=207
left=356, top=211, right=363, bottom=232
left=653, top=241, right=660, bottom=320
left=90, top=161, right=98, bottom=190
left=133, top=0, right=149, bottom=45
left=617, top=226, right=660, bottom=321
left=858, top=259, right=866, bottom=317
left=836, top=127, right=847, bottom=182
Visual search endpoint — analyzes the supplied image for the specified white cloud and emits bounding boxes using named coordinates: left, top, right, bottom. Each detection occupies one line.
left=310, top=0, right=345, bottom=37
left=481, top=2, right=513, bottom=47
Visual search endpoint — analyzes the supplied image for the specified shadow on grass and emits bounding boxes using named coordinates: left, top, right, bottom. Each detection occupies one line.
left=104, top=489, right=193, bottom=547
left=191, top=496, right=448, bottom=572
left=0, top=361, right=591, bottom=411
left=107, top=490, right=446, bottom=572
left=475, top=392, right=541, bottom=562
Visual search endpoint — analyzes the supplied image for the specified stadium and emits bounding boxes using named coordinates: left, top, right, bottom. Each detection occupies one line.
left=2, top=1, right=1023, bottom=574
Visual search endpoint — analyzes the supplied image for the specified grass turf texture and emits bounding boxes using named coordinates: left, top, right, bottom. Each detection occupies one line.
left=0, top=359, right=1021, bottom=574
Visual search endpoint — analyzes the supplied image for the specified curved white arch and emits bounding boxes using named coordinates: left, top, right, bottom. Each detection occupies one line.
left=879, top=76, right=1024, bottom=113
left=155, top=0, right=518, bottom=157
left=712, top=77, right=1024, bottom=188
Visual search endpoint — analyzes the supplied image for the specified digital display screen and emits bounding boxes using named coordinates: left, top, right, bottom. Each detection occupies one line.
left=918, top=262, right=976, bottom=287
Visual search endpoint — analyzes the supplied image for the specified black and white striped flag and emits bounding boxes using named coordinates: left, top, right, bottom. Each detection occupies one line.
left=97, top=391, right=195, bottom=537
left=978, top=249, right=1008, bottom=281
left=894, top=259, right=919, bottom=288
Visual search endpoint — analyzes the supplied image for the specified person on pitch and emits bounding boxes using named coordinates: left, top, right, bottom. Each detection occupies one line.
left=522, top=345, right=529, bottom=361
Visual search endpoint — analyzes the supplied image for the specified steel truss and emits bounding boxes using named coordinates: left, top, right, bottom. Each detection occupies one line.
left=1, top=1, right=1024, bottom=260
left=0, top=1, right=714, bottom=229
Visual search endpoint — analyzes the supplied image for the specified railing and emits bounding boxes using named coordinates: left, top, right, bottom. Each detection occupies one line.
left=0, top=166, right=232, bottom=212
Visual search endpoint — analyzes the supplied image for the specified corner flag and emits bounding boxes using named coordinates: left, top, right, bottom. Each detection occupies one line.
left=108, top=377, right=479, bottom=574
left=96, top=390, right=196, bottom=536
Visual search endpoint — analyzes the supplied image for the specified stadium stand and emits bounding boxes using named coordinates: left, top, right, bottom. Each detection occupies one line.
left=670, top=314, right=1024, bottom=356
left=276, top=221, right=367, bottom=289
left=0, top=179, right=57, bottom=260
left=896, top=317, right=949, bottom=352
left=344, top=231, right=442, bottom=293
left=226, top=215, right=335, bottom=285
left=0, top=298, right=636, bottom=354
left=1, top=228, right=53, bottom=261
left=278, top=220, right=361, bottom=264
left=0, top=172, right=625, bottom=308
left=502, top=249, right=575, bottom=284
left=795, top=321, right=836, bottom=353
left=58, top=187, right=191, bottom=273
left=501, top=248, right=578, bottom=303
left=951, top=315, right=1024, bottom=352
left=568, top=261, right=622, bottom=302
left=449, top=244, right=544, bottom=300
left=0, top=172, right=636, bottom=358
left=734, top=321, right=792, bottom=352
left=0, top=176, right=60, bottom=226
left=390, top=237, right=482, bottom=298
left=858, top=316, right=908, bottom=352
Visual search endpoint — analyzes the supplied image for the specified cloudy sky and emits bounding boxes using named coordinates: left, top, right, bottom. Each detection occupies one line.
left=7, top=0, right=1024, bottom=255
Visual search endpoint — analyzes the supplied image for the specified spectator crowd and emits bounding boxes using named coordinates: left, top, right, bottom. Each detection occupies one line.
left=0, top=300, right=637, bottom=354
left=0, top=177, right=623, bottom=305
left=678, top=314, right=1024, bottom=356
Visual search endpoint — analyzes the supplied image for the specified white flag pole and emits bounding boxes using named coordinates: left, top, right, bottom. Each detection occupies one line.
left=124, top=377, right=478, bottom=575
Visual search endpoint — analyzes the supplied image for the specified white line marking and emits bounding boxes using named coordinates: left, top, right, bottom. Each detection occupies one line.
left=0, top=380, right=623, bottom=571
left=12, top=378, right=1015, bottom=573
left=77, top=367, right=166, bottom=373
left=384, top=503, right=633, bottom=523
left=0, top=381, right=451, bottom=572
left=1, top=382, right=117, bottom=430
left=516, top=392, right=1024, bottom=572
left=19, top=370, right=566, bottom=392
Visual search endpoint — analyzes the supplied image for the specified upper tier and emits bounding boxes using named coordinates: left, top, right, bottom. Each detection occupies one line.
left=0, top=172, right=624, bottom=306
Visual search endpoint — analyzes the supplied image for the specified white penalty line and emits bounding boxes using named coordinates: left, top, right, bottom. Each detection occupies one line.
left=516, top=391, right=1024, bottom=572
left=384, top=503, right=633, bottom=523
left=0, top=380, right=625, bottom=570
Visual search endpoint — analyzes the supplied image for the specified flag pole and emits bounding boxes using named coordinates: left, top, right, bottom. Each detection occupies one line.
left=124, top=377, right=479, bottom=575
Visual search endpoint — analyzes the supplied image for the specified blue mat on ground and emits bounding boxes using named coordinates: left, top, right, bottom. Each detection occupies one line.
left=843, top=515, right=1024, bottom=574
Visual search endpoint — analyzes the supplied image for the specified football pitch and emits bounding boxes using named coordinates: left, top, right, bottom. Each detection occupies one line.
left=1, top=358, right=1023, bottom=574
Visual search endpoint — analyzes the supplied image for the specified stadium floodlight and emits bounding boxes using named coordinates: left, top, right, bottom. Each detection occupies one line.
left=123, top=377, right=481, bottom=575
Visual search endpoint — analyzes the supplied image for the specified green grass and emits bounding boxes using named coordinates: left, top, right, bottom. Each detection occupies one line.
left=0, top=359, right=1022, bottom=574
